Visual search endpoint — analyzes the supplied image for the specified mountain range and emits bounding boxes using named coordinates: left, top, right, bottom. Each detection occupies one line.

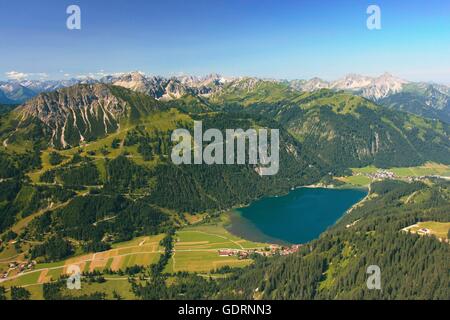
left=2, top=80, right=449, bottom=169
left=1, top=72, right=449, bottom=123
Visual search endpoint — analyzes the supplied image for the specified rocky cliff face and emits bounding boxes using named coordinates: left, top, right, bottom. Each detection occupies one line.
left=15, top=84, right=131, bottom=148
left=99, top=72, right=225, bottom=100
left=291, top=73, right=408, bottom=100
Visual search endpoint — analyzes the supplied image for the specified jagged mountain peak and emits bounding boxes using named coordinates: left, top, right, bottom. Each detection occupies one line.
left=13, top=84, right=157, bottom=149
left=331, top=74, right=372, bottom=89
left=293, top=73, right=410, bottom=100
left=301, top=77, right=330, bottom=91
left=177, top=73, right=232, bottom=88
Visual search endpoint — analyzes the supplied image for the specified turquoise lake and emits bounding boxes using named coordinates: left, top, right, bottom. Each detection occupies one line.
left=227, top=187, right=367, bottom=245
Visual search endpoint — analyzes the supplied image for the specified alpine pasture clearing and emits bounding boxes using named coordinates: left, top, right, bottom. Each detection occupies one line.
left=351, top=163, right=450, bottom=178
left=0, top=235, right=164, bottom=288
left=1, top=223, right=268, bottom=288
left=61, top=234, right=164, bottom=273
left=337, top=163, right=450, bottom=187
left=336, top=175, right=371, bottom=186
left=166, top=251, right=252, bottom=273
left=403, top=221, right=450, bottom=241
left=25, top=109, right=191, bottom=183
left=60, top=277, right=136, bottom=299
left=166, top=224, right=268, bottom=273
left=4, top=277, right=136, bottom=300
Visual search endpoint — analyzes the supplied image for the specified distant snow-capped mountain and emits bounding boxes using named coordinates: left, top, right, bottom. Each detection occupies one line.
left=0, top=78, right=96, bottom=104
left=0, top=87, right=15, bottom=104
left=0, top=71, right=417, bottom=102
left=99, top=72, right=228, bottom=100
left=177, top=73, right=233, bottom=88
left=0, top=82, right=36, bottom=103
left=293, top=73, right=408, bottom=100
left=333, top=73, right=407, bottom=100
left=289, top=77, right=330, bottom=92
left=286, top=73, right=448, bottom=122
left=1, top=71, right=449, bottom=123
left=18, top=79, right=82, bottom=93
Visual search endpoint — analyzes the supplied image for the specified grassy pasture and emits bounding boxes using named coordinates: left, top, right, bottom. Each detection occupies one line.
left=166, top=222, right=267, bottom=273
left=24, top=109, right=190, bottom=182
left=351, top=162, right=450, bottom=178
left=336, top=163, right=450, bottom=187
left=0, top=235, right=164, bottom=289
left=166, top=251, right=252, bottom=273
left=1, top=218, right=266, bottom=293
left=405, top=221, right=450, bottom=240
left=336, top=175, right=371, bottom=186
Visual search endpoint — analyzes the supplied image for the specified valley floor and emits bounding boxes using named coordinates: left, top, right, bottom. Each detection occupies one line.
left=0, top=217, right=269, bottom=299
left=335, top=162, right=450, bottom=187
left=1, top=163, right=449, bottom=300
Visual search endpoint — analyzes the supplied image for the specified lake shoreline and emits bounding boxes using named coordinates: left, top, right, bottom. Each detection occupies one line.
left=225, top=186, right=368, bottom=245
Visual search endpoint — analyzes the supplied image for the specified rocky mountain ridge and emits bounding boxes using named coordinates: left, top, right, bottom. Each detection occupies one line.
left=1, top=72, right=449, bottom=122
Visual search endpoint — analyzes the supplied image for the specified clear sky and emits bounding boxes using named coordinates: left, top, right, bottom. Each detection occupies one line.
left=0, top=0, right=449, bottom=83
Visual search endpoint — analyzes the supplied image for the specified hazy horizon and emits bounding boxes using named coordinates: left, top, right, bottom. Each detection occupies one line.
left=1, top=71, right=449, bottom=87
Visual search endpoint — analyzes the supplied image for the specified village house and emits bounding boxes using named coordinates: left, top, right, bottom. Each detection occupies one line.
left=218, top=249, right=238, bottom=257
left=418, top=228, right=430, bottom=235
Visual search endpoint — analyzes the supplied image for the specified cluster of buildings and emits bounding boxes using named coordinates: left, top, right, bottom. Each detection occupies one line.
left=364, top=170, right=449, bottom=183
left=366, top=170, right=396, bottom=180
left=218, top=249, right=250, bottom=259
left=2, top=260, right=37, bottom=278
left=218, top=244, right=302, bottom=259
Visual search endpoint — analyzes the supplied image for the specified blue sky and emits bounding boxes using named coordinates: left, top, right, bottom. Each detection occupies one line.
left=0, top=0, right=449, bottom=83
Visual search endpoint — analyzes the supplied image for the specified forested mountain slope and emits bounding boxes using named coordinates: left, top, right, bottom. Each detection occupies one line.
left=210, top=83, right=450, bottom=168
